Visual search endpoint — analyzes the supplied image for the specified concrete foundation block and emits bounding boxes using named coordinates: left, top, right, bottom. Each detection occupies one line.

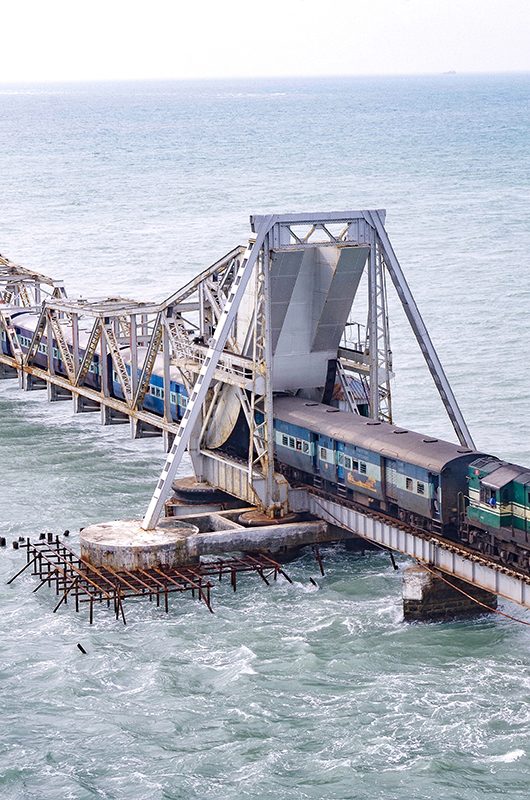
left=80, top=519, right=200, bottom=571
left=21, top=372, right=46, bottom=390
left=402, top=564, right=498, bottom=622
left=163, top=430, right=175, bottom=452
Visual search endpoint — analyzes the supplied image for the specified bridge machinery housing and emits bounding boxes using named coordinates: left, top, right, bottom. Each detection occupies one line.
left=2, top=213, right=530, bottom=614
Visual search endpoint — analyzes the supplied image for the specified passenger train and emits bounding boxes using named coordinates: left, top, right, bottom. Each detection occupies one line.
left=3, top=310, right=530, bottom=573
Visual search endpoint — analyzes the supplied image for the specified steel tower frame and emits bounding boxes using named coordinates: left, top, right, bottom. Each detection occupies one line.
left=142, top=210, right=474, bottom=529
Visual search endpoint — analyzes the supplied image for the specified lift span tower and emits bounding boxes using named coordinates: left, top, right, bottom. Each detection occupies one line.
left=3, top=210, right=529, bottom=621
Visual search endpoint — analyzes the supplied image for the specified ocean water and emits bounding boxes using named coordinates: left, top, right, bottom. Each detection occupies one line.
left=0, top=75, right=529, bottom=799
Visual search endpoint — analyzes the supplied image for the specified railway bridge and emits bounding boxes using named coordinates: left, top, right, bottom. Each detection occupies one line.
left=2, top=212, right=530, bottom=621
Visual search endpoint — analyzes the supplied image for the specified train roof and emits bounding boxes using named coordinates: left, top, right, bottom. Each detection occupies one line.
left=470, top=456, right=530, bottom=489
left=273, top=396, right=482, bottom=472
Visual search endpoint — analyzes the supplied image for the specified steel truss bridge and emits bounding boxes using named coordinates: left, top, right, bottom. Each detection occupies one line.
left=2, top=213, right=529, bottom=611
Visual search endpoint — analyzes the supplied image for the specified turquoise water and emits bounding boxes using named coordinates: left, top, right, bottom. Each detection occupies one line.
left=1, top=75, right=529, bottom=799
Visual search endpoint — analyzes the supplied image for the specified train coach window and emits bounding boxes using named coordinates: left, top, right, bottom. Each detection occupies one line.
left=296, top=440, right=302, bottom=451
left=288, top=437, right=295, bottom=449
left=282, top=435, right=288, bottom=446
left=320, top=447, right=328, bottom=461
left=417, top=482, right=425, bottom=495
left=360, top=462, right=367, bottom=475
left=406, top=478, right=413, bottom=491
left=303, top=442, right=310, bottom=454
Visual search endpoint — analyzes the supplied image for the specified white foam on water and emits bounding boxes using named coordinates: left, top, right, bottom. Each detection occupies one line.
left=486, top=749, right=526, bottom=763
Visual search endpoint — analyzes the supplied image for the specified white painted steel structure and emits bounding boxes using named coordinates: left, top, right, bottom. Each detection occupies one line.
left=143, top=209, right=474, bottom=528
left=4, top=211, right=530, bottom=608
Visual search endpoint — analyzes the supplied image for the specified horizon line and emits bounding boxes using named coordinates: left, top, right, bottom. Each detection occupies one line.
left=0, top=69, right=529, bottom=86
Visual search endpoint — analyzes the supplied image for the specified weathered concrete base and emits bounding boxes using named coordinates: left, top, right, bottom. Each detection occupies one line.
left=130, top=417, right=162, bottom=438
left=163, top=430, right=175, bottom=452
left=80, top=519, right=200, bottom=570
left=79, top=509, right=358, bottom=570
left=402, top=564, right=498, bottom=622
left=21, top=372, right=47, bottom=390
left=101, top=405, right=129, bottom=425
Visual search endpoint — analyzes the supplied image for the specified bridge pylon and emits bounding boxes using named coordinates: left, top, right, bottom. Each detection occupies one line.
left=142, top=210, right=474, bottom=529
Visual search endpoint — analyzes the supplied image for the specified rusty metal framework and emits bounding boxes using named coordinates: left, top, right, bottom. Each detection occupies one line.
left=0, top=253, right=66, bottom=307
left=8, top=537, right=294, bottom=624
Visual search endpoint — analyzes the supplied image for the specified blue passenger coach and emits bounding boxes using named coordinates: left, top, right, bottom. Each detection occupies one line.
left=273, top=396, right=481, bottom=536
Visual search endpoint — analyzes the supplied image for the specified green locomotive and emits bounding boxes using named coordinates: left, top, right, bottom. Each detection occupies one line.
left=464, top=456, right=530, bottom=569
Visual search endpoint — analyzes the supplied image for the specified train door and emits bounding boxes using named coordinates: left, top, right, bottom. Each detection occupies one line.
left=336, top=441, right=345, bottom=484
left=312, top=432, right=319, bottom=474
left=385, top=458, right=398, bottom=501
left=523, top=479, right=530, bottom=543
left=431, top=473, right=441, bottom=519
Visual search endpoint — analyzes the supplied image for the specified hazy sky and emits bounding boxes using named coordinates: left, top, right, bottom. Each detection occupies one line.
left=2, top=0, right=529, bottom=82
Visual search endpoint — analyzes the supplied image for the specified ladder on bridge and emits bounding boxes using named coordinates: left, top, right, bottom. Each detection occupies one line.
left=336, top=359, right=361, bottom=414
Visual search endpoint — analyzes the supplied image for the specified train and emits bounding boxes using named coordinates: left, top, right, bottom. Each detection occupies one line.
left=272, top=397, right=530, bottom=572
left=3, top=311, right=530, bottom=573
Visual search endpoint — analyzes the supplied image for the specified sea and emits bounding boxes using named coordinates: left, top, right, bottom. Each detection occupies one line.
left=0, top=74, right=529, bottom=800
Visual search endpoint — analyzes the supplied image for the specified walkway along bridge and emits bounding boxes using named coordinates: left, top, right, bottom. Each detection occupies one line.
left=2, top=213, right=529, bottom=619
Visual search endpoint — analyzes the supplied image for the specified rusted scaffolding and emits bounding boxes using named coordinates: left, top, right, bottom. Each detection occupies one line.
left=7, top=538, right=293, bottom=624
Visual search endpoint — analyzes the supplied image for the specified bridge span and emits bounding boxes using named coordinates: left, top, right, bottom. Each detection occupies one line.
left=2, top=212, right=530, bottom=620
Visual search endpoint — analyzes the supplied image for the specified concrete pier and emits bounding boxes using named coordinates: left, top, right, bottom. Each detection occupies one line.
left=402, top=564, right=498, bottom=622
left=21, top=372, right=47, bottom=390
left=80, top=519, right=200, bottom=570
left=73, top=394, right=100, bottom=413
left=79, top=511, right=351, bottom=570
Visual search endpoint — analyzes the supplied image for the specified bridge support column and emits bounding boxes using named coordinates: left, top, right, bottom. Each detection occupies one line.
left=73, top=394, right=100, bottom=413
left=163, top=429, right=175, bottom=453
left=129, top=417, right=162, bottom=439
left=47, top=383, right=72, bottom=402
left=100, top=405, right=129, bottom=425
left=22, top=372, right=47, bottom=391
left=0, top=362, right=17, bottom=380
left=402, top=564, right=497, bottom=622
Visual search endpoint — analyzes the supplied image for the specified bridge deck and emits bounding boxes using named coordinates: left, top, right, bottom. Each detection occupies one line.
left=290, top=489, right=530, bottom=610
